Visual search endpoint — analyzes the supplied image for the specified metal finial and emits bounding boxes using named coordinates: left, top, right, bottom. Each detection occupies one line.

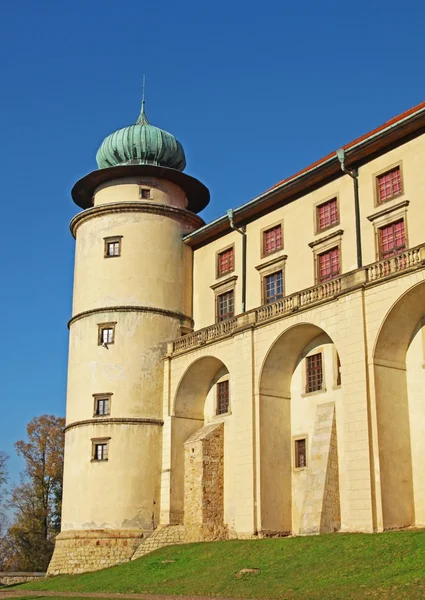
left=137, top=75, right=149, bottom=125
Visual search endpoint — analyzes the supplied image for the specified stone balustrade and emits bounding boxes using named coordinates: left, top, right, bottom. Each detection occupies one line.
left=167, top=243, right=425, bottom=357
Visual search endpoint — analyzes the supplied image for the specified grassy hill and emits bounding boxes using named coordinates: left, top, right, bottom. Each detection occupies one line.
left=17, top=530, right=425, bottom=599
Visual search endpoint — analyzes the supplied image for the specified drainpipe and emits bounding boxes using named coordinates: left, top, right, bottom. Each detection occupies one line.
left=336, top=149, right=363, bottom=269
left=227, top=209, right=247, bottom=313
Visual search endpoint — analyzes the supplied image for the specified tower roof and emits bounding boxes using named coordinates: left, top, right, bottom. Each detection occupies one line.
left=95, top=101, right=187, bottom=171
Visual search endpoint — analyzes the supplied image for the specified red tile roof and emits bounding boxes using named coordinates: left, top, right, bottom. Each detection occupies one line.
left=266, top=99, right=425, bottom=193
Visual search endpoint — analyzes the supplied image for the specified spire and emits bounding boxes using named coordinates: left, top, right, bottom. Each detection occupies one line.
left=136, top=74, right=150, bottom=125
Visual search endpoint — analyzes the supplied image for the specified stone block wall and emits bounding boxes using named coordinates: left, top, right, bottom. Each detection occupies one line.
left=0, top=573, right=45, bottom=586
left=184, top=422, right=226, bottom=538
left=47, top=529, right=144, bottom=575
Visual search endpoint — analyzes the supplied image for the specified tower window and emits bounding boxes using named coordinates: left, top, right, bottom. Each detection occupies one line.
left=140, top=188, right=151, bottom=199
left=217, top=247, right=234, bottom=277
left=92, top=442, right=108, bottom=461
left=93, top=395, right=111, bottom=417
left=317, top=198, right=339, bottom=231
left=216, top=290, right=234, bottom=322
left=376, top=166, right=402, bottom=204
left=264, top=270, right=284, bottom=304
left=306, top=353, right=323, bottom=393
left=98, top=323, right=116, bottom=346
left=263, top=224, right=283, bottom=256
left=295, top=438, right=307, bottom=468
left=217, top=380, right=230, bottom=415
left=104, top=236, right=122, bottom=258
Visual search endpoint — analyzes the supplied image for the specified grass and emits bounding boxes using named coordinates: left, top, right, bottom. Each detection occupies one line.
left=15, top=530, right=425, bottom=599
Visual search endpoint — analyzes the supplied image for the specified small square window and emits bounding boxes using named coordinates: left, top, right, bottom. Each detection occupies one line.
left=379, top=219, right=406, bottom=259
left=318, top=247, right=340, bottom=283
left=263, top=224, right=283, bottom=256
left=93, top=442, right=108, bottom=461
left=306, top=353, right=323, bottom=393
left=105, top=240, right=121, bottom=258
left=94, top=397, right=110, bottom=416
left=295, top=438, right=307, bottom=468
left=98, top=323, right=116, bottom=346
left=216, top=290, right=234, bottom=322
left=317, top=198, right=339, bottom=231
left=217, top=247, right=234, bottom=277
left=264, top=271, right=284, bottom=304
left=217, top=380, right=230, bottom=415
left=376, top=166, right=402, bottom=204
left=140, top=188, right=151, bottom=199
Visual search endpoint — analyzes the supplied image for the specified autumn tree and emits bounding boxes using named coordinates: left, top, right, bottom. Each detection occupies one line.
left=0, top=451, right=9, bottom=569
left=7, top=415, right=65, bottom=571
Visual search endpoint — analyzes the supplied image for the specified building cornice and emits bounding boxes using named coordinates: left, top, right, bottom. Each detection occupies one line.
left=68, top=305, right=193, bottom=329
left=65, top=417, right=164, bottom=432
left=183, top=102, right=425, bottom=248
left=70, top=201, right=205, bottom=238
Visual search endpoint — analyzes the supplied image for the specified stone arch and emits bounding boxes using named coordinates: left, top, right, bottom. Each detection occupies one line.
left=258, top=322, right=340, bottom=533
left=170, top=356, right=229, bottom=525
left=373, top=280, right=425, bottom=529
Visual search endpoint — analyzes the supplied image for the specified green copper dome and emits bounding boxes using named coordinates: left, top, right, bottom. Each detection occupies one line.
left=96, top=102, right=186, bottom=171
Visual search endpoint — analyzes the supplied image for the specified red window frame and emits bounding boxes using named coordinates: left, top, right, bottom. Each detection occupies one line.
left=317, top=198, right=339, bottom=231
left=216, top=290, right=234, bottom=322
left=318, top=247, right=340, bottom=283
left=379, top=219, right=406, bottom=260
left=217, top=247, right=234, bottom=277
left=306, top=353, right=323, bottom=393
left=263, top=225, right=283, bottom=255
left=376, top=167, right=402, bottom=204
left=217, top=380, right=230, bottom=415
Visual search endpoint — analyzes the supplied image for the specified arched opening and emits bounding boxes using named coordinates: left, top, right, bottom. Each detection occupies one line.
left=170, top=356, right=229, bottom=525
left=373, top=281, right=425, bottom=529
left=259, top=323, right=342, bottom=534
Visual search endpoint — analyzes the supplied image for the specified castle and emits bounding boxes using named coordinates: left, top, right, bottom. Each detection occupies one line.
left=49, top=98, right=425, bottom=574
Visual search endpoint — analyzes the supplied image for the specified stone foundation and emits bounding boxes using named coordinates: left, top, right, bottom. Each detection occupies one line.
left=0, top=573, right=45, bottom=586
left=47, top=529, right=145, bottom=575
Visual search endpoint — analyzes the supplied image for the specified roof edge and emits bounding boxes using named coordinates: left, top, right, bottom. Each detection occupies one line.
left=185, top=100, right=425, bottom=247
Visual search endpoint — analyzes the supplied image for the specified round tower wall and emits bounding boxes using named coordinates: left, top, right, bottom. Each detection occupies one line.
left=71, top=208, right=195, bottom=317
left=61, top=422, right=162, bottom=531
left=60, top=180, right=202, bottom=544
left=94, top=177, right=188, bottom=209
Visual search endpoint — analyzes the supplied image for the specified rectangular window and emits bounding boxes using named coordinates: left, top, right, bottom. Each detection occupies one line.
left=306, top=353, right=323, bottom=393
left=93, top=443, right=108, bottom=461
left=264, top=271, right=284, bottom=304
left=140, top=188, right=151, bottom=199
left=379, top=219, right=406, bottom=259
left=317, top=198, right=339, bottom=231
left=318, top=247, right=340, bottom=283
left=377, top=166, right=402, bottom=204
left=263, top=224, right=283, bottom=256
left=217, top=380, right=230, bottom=415
left=106, top=241, right=120, bottom=257
left=295, top=439, right=307, bottom=468
left=98, top=323, right=116, bottom=346
left=217, top=247, right=234, bottom=277
left=216, top=290, right=234, bottom=322
left=95, top=398, right=110, bottom=416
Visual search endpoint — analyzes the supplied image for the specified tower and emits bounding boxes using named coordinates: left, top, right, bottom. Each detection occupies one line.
left=48, top=99, right=209, bottom=574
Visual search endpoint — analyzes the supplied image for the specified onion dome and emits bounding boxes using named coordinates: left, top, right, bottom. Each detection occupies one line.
left=96, top=101, right=186, bottom=171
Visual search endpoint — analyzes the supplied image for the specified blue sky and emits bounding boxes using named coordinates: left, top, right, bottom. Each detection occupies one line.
left=1, top=0, right=424, bottom=482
